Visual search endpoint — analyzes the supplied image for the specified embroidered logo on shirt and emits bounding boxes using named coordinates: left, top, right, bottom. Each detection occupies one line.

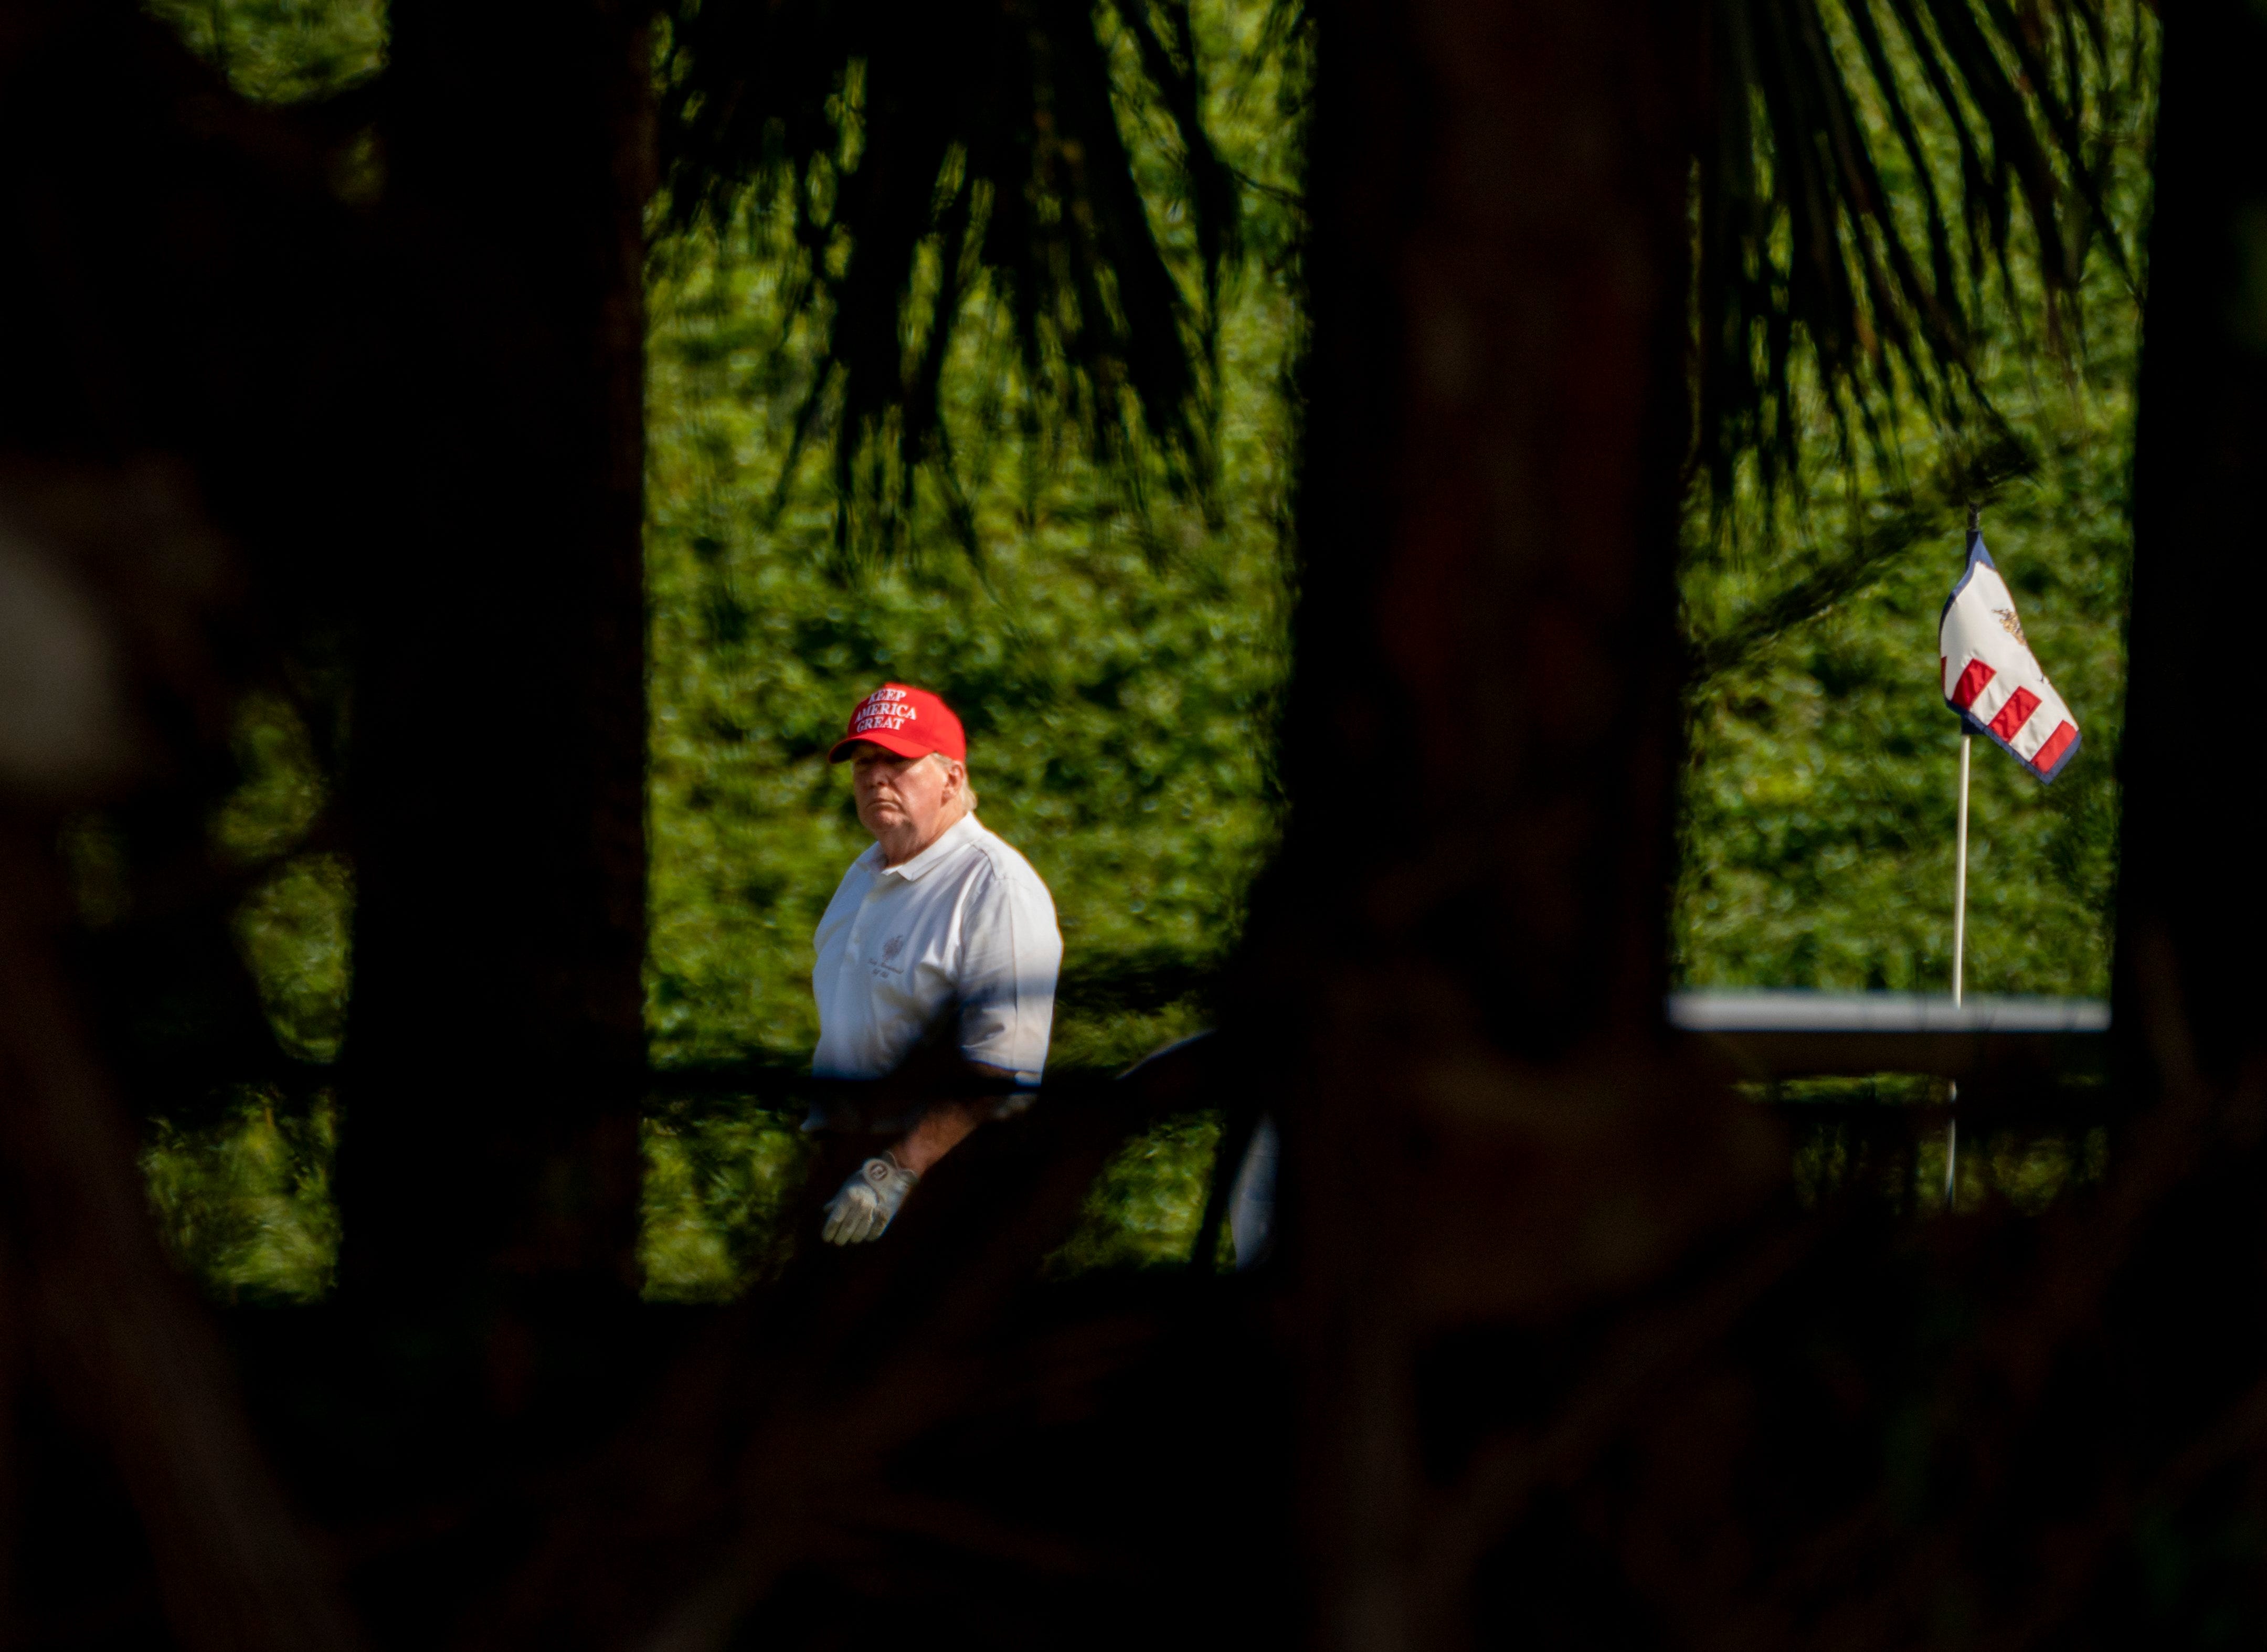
left=880, top=934, right=906, bottom=962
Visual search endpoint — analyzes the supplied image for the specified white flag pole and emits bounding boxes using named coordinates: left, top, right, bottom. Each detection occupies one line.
left=1945, top=503, right=1978, bottom=1211
left=1946, top=730, right=1969, bottom=1209
left=1953, top=733, right=1972, bottom=1011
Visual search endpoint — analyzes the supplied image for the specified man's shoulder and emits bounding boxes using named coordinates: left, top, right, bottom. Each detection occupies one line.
left=829, top=843, right=885, bottom=893
left=956, top=819, right=1054, bottom=901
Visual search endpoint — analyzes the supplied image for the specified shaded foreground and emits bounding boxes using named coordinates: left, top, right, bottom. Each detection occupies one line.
left=12, top=0, right=2267, bottom=1649
left=15, top=1008, right=2267, bottom=1649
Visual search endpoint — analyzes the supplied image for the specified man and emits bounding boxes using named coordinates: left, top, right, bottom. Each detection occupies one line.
left=808, top=682, right=1063, bottom=1244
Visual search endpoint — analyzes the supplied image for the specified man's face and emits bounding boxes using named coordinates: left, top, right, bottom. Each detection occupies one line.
left=849, top=745, right=954, bottom=841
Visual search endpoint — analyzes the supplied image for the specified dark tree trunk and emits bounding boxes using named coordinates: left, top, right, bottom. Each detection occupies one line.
left=343, top=0, right=653, bottom=1304
left=1278, top=0, right=1695, bottom=1053
left=1250, top=2, right=1777, bottom=1645
left=2116, top=0, right=2267, bottom=1097
left=0, top=818, right=360, bottom=1652
left=0, top=3, right=660, bottom=1634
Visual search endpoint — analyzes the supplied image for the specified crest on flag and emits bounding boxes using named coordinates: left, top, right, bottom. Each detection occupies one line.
left=1940, top=530, right=2081, bottom=781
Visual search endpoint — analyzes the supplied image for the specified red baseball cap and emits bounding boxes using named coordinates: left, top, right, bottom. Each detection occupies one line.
left=828, top=682, right=967, bottom=764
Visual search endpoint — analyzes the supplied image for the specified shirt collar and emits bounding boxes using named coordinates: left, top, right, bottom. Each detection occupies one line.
left=874, top=812, right=980, bottom=883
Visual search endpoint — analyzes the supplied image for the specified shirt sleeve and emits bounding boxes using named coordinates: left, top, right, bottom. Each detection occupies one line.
left=955, top=859, right=1063, bottom=1084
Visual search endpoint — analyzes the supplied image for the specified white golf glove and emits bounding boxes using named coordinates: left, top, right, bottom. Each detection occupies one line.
left=822, top=1155, right=919, bottom=1245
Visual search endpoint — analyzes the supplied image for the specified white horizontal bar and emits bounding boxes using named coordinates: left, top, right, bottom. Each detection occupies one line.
left=1667, top=990, right=2110, bottom=1034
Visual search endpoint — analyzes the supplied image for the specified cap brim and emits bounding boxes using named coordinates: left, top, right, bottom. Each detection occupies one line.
left=828, top=730, right=937, bottom=764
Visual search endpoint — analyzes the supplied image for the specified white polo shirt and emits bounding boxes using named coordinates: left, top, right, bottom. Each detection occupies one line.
left=809, top=812, right=1063, bottom=1087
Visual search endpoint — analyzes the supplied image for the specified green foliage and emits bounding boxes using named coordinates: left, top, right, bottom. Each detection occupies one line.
left=230, top=854, right=353, bottom=1062
left=656, top=0, right=1305, bottom=526
left=1675, top=3, right=2154, bottom=999
left=1677, top=421, right=2132, bottom=996
left=110, top=0, right=375, bottom=1298
left=144, top=0, right=383, bottom=103
left=214, top=691, right=352, bottom=1061
left=141, top=1088, right=339, bottom=1302
left=1045, top=1110, right=1231, bottom=1275
left=116, top=680, right=349, bottom=1298
left=639, top=1102, right=815, bottom=1301
left=131, top=0, right=2154, bottom=1309
left=1696, top=0, right=2149, bottom=494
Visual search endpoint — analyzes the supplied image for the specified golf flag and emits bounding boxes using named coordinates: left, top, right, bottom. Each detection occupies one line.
left=1940, top=530, right=2081, bottom=781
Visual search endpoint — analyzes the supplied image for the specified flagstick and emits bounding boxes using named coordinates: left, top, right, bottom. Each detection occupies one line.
left=1952, top=733, right=1972, bottom=1009
left=1946, top=731, right=1971, bottom=1210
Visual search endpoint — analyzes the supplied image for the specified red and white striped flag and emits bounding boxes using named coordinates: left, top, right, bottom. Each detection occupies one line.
left=1940, top=530, right=2081, bottom=780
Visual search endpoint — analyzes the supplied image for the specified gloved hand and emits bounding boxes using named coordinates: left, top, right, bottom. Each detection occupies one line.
left=822, top=1155, right=919, bottom=1245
